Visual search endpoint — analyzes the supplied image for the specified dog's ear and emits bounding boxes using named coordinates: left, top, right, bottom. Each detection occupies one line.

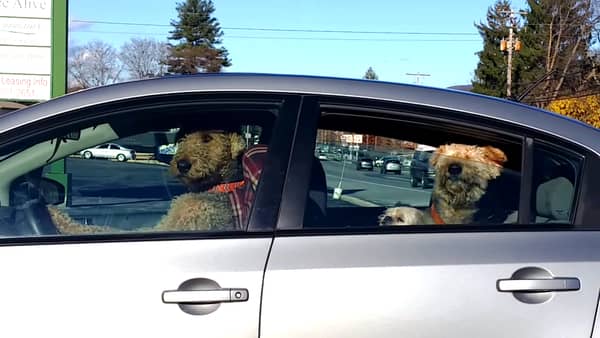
left=483, top=146, right=507, bottom=166
left=229, top=133, right=246, bottom=159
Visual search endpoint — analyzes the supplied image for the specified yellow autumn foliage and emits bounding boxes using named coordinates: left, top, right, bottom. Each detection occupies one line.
left=547, top=95, right=600, bottom=129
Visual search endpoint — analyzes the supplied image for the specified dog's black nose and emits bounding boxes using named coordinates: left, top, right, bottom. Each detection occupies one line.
left=382, top=216, right=393, bottom=225
left=448, top=163, right=462, bottom=176
left=177, top=159, right=192, bottom=174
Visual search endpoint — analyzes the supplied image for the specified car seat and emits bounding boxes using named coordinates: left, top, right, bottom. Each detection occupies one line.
left=535, top=176, right=574, bottom=223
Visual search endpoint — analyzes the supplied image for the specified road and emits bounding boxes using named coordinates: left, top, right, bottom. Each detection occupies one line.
left=47, top=158, right=432, bottom=229
left=321, top=160, right=432, bottom=207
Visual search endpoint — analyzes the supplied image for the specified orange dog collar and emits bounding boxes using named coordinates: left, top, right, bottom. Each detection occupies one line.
left=208, top=180, right=245, bottom=193
left=430, top=204, right=445, bottom=225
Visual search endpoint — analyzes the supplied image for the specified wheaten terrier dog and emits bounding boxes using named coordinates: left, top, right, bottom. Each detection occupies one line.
left=379, top=143, right=507, bottom=226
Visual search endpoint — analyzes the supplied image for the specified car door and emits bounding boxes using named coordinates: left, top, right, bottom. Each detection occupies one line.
left=108, top=143, right=120, bottom=158
left=261, top=96, right=600, bottom=338
left=0, top=93, right=301, bottom=337
left=93, top=143, right=110, bottom=158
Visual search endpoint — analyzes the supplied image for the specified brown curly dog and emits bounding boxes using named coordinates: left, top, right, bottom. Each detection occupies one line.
left=379, top=143, right=507, bottom=226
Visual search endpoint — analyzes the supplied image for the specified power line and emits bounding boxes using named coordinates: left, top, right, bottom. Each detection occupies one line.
left=71, top=30, right=481, bottom=42
left=71, top=19, right=479, bottom=36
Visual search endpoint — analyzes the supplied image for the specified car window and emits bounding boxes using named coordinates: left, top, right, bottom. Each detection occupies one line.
left=530, top=142, right=582, bottom=224
left=109, top=144, right=119, bottom=150
left=97, top=144, right=109, bottom=149
left=304, top=114, right=523, bottom=228
left=0, top=100, right=282, bottom=237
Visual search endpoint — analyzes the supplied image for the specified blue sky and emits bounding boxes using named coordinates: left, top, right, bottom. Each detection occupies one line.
left=69, top=0, right=529, bottom=88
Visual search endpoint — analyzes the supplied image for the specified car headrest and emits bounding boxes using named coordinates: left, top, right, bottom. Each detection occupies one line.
left=536, top=176, right=573, bottom=220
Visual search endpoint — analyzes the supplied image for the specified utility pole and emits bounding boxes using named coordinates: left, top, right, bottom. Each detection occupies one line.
left=406, top=72, right=430, bottom=85
left=500, top=9, right=526, bottom=98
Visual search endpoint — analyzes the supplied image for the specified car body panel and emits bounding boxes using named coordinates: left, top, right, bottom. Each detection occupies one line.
left=0, top=237, right=271, bottom=337
left=262, top=231, right=600, bottom=338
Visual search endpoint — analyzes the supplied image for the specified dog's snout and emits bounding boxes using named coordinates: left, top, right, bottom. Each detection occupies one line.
left=177, top=159, right=192, bottom=174
left=448, top=163, right=462, bottom=176
left=381, top=216, right=394, bottom=225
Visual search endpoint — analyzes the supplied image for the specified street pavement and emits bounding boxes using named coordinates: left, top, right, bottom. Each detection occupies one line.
left=54, top=158, right=432, bottom=228
left=321, top=160, right=432, bottom=208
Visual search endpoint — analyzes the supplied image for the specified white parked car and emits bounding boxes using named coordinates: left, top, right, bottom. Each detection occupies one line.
left=80, top=143, right=136, bottom=162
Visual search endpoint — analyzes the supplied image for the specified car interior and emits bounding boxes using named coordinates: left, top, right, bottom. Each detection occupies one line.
left=0, top=101, right=280, bottom=236
left=301, top=108, right=577, bottom=228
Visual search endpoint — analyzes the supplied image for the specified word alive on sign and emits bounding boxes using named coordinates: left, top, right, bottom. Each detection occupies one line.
left=0, top=0, right=48, bottom=10
left=0, top=0, right=51, bottom=18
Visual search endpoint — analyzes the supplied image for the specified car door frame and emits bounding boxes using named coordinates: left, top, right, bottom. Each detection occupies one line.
left=261, top=94, right=600, bottom=338
left=277, top=94, right=600, bottom=228
left=0, top=92, right=305, bottom=338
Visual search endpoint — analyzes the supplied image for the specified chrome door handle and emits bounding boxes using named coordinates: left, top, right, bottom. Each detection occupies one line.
left=162, top=288, right=249, bottom=304
left=497, top=278, right=580, bottom=292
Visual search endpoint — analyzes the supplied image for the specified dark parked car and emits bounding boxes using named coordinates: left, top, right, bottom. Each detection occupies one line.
left=0, top=74, right=599, bottom=338
left=409, top=145, right=436, bottom=188
left=356, top=157, right=374, bottom=170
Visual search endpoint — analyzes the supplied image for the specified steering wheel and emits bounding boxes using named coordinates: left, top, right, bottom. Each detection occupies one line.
left=15, top=172, right=60, bottom=236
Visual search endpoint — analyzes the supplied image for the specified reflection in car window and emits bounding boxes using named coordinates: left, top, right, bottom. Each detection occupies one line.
left=305, top=126, right=522, bottom=228
left=0, top=103, right=280, bottom=238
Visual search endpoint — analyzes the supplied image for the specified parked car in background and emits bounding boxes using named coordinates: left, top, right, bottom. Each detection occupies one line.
left=356, top=157, right=374, bottom=170
left=374, top=157, right=385, bottom=167
left=409, top=144, right=436, bottom=188
left=0, top=74, right=599, bottom=338
left=380, top=157, right=402, bottom=174
left=401, top=155, right=412, bottom=168
left=80, top=143, right=136, bottom=162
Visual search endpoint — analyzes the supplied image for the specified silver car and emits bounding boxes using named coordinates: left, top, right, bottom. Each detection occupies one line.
left=0, top=74, right=598, bottom=338
left=80, top=142, right=136, bottom=161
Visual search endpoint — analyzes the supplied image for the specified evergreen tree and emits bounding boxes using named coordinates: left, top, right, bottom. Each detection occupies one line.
left=167, top=0, right=231, bottom=74
left=363, top=67, right=379, bottom=80
left=472, top=0, right=513, bottom=98
left=473, top=0, right=598, bottom=105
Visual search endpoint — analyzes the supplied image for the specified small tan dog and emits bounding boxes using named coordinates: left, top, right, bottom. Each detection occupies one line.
left=379, top=143, right=507, bottom=226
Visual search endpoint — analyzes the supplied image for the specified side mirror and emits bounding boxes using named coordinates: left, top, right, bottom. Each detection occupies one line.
left=39, top=177, right=66, bottom=205
left=10, top=176, right=66, bottom=207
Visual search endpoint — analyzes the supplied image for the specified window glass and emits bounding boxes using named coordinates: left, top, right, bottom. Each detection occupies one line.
left=0, top=102, right=278, bottom=237
left=530, top=143, right=581, bottom=223
left=305, top=122, right=522, bottom=228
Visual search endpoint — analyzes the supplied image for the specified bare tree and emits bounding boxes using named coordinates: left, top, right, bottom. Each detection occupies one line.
left=120, top=38, right=169, bottom=79
left=521, top=0, right=600, bottom=105
left=68, top=40, right=122, bottom=88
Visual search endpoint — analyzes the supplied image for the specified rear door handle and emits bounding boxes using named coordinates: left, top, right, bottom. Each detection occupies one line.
left=162, top=288, right=249, bottom=304
left=497, top=278, right=580, bottom=292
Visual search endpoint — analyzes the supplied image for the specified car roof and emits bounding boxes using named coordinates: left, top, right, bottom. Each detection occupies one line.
left=4, top=73, right=600, bottom=155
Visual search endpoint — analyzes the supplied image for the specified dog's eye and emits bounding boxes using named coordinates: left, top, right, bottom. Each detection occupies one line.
left=201, top=134, right=213, bottom=143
